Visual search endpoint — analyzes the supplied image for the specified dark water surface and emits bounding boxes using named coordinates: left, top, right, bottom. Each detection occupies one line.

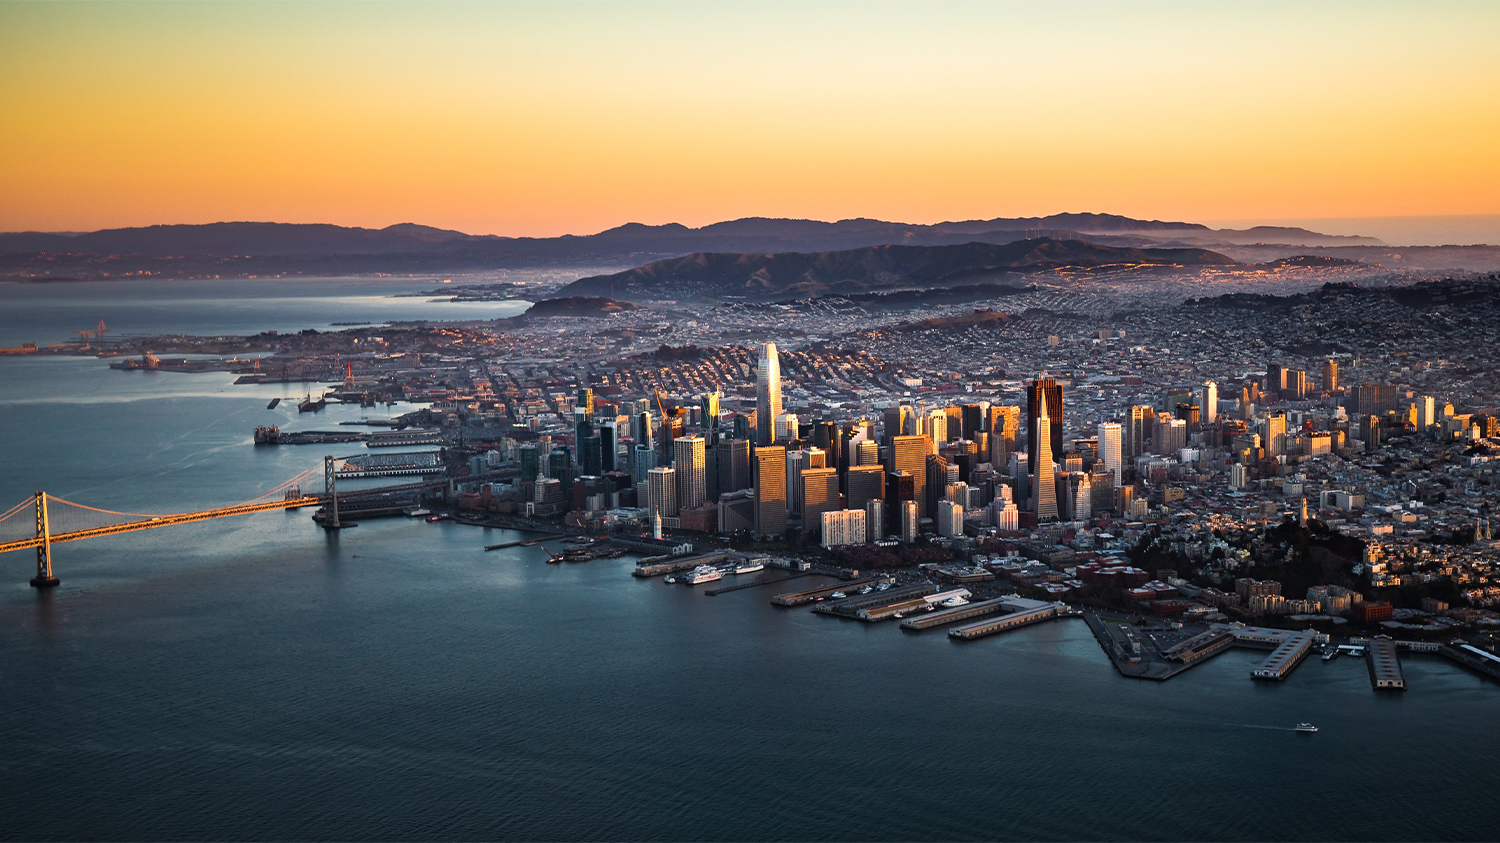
left=0, top=294, right=1496, bottom=841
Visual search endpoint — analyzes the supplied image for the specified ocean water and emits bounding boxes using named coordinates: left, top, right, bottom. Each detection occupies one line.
left=0, top=289, right=1496, bottom=841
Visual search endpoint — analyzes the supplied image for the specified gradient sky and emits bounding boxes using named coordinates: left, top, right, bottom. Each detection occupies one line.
left=3, top=0, right=1498, bottom=236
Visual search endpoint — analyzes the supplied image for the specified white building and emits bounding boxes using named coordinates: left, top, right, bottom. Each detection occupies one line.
left=821, top=509, right=868, bottom=549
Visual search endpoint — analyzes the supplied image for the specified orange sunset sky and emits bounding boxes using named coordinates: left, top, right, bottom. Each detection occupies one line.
left=3, top=0, right=1498, bottom=237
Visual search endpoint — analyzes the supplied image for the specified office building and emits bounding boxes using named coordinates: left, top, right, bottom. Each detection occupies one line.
left=752, top=446, right=787, bottom=538
left=821, top=509, right=867, bottom=549
left=1097, top=421, right=1123, bottom=483
left=1033, top=405, right=1058, bottom=522
left=715, top=437, right=752, bottom=497
left=673, top=436, right=707, bottom=511
left=1026, top=378, right=1064, bottom=469
left=888, top=434, right=932, bottom=519
left=646, top=466, right=678, bottom=519
left=801, top=467, right=841, bottom=537
left=756, top=342, right=782, bottom=446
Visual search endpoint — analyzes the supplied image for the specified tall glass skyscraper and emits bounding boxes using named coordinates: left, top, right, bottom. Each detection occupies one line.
left=756, top=342, right=782, bottom=446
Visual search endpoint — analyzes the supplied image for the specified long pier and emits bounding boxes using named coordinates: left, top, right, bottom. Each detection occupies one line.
left=704, top=572, right=813, bottom=596
left=948, top=603, right=1060, bottom=640
left=770, top=577, right=885, bottom=606
left=900, top=597, right=1015, bottom=631
left=632, top=552, right=729, bottom=578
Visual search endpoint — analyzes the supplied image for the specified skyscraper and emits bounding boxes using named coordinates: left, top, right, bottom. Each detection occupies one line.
left=715, top=437, right=752, bottom=497
left=800, top=467, right=840, bottom=537
left=1026, top=378, right=1064, bottom=469
left=883, top=405, right=910, bottom=446
left=1322, top=359, right=1339, bottom=393
left=700, top=390, right=721, bottom=432
left=1126, top=404, right=1152, bottom=458
left=1198, top=381, right=1218, bottom=425
left=673, top=436, right=707, bottom=511
left=1097, top=421, right=1123, bottom=483
left=1033, top=404, right=1058, bottom=522
left=756, top=342, right=782, bottom=446
left=888, top=434, right=932, bottom=519
left=646, top=466, right=677, bottom=519
left=752, top=446, right=787, bottom=538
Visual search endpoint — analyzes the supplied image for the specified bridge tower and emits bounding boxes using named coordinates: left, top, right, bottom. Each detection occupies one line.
left=323, top=455, right=344, bottom=530
left=30, top=491, right=59, bottom=588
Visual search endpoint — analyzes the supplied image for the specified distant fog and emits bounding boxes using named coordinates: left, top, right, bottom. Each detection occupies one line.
left=1210, top=214, right=1500, bottom=247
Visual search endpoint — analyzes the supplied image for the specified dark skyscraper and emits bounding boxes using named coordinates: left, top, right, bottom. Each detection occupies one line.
left=1026, top=378, right=1063, bottom=469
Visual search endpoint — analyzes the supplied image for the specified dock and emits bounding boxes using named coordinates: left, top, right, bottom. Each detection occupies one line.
left=703, top=572, right=812, bottom=596
left=1365, top=638, right=1408, bottom=690
left=948, top=599, right=1061, bottom=640
left=899, top=597, right=1014, bottom=630
left=770, top=577, right=885, bottom=606
left=1250, top=631, right=1316, bottom=680
left=1439, top=643, right=1500, bottom=682
left=1160, top=629, right=1235, bottom=665
left=484, top=536, right=566, bottom=551
left=632, top=552, right=729, bottom=578
left=810, top=584, right=942, bottom=621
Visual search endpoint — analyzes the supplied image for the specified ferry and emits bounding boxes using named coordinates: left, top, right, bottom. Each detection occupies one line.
left=732, top=561, right=765, bottom=575
left=1294, top=722, right=1318, bottom=733
left=683, top=566, right=723, bottom=585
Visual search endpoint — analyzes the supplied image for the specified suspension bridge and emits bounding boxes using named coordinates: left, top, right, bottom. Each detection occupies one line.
left=0, top=451, right=451, bottom=588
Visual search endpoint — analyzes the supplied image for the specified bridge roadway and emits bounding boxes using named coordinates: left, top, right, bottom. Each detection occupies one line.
left=0, top=496, right=322, bottom=555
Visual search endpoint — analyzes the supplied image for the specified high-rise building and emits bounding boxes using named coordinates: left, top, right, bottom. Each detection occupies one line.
left=854, top=439, right=880, bottom=466
left=577, top=388, right=595, bottom=416
left=883, top=405, right=910, bottom=445
left=1126, top=404, right=1153, bottom=458
left=632, top=444, right=657, bottom=484
left=1355, top=383, right=1397, bottom=416
left=888, top=434, right=932, bottom=519
left=937, top=501, right=964, bottom=537
left=1265, top=413, right=1288, bottom=457
left=845, top=465, right=885, bottom=512
left=885, top=470, right=915, bottom=532
left=715, top=438, right=752, bottom=497
left=864, top=499, right=885, bottom=543
left=801, top=467, right=840, bottom=537
left=1322, top=359, right=1339, bottom=393
left=752, top=446, right=787, bottom=538
left=1359, top=415, right=1381, bottom=450
left=756, top=342, right=782, bottom=446
left=776, top=412, right=799, bottom=443
left=1026, top=378, right=1064, bottom=469
left=646, top=466, right=678, bottom=519
left=631, top=411, right=654, bottom=453
left=1097, top=421, right=1123, bottom=483
left=821, top=509, right=867, bottom=549
left=923, top=409, right=948, bottom=446
left=1198, top=381, right=1218, bottom=425
left=673, top=436, right=707, bottom=511
left=899, top=500, right=919, bottom=543
left=700, top=390, right=721, bottom=432
left=961, top=404, right=984, bottom=440
left=599, top=420, right=618, bottom=473
left=1419, top=395, right=1436, bottom=429
left=1033, top=405, right=1058, bottom=522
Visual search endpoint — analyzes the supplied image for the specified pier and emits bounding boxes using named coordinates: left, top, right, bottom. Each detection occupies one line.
left=1250, top=631, right=1316, bottom=681
left=770, top=577, right=885, bottom=606
left=632, top=552, right=729, bottom=578
left=810, top=584, right=942, bottom=621
left=948, top=598, right=1061, bottom=640
left=1365, top=638, right=1408, bottom=690
left=703, top=573, right=813, bottom=596
left=1439, top=643, right=1500, bottom=682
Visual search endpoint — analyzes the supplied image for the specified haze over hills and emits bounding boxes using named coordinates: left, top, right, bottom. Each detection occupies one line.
left=0, top=213, right=1383, bottom=282
left=554, top=239, right=1238, bottom=302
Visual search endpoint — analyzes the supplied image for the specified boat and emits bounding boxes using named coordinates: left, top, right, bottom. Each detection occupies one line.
left=404, top=508, right=432, bottom=518
left=298, top=392, right=327, bottom=413
left=893, top=612, right=904, bottom=619
left=266, top=398, right=281, bottom=409
left=253, top=425, right=280, bottom=445
left=663, top=576, right=677, bottom=584
left=425, top=515, right=442, bottom=523
left=683, top=566, right=723, bottom=585
left=940, top=596, right=970, bottom=608
left=857, top=585, right=873, bottom=595
left=829, top=591, right=847, bottom=600
left=1294, top=723, right=1318, bottom=733
left=875, top=582, right=892, bottom=591
left=732, top=561, right=765, bottom=575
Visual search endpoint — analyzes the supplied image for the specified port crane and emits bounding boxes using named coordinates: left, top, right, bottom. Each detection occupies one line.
left=75, top=319, right=108, bottom=347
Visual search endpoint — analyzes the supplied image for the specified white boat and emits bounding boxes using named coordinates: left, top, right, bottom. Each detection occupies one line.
left=732, top=561, right=764, bottom=575
left=875, top=582, right=892, bottom=591
left=404, top=507, right=432, bottom=518
left=940, top=596, right=970, bottom=608
left=663, top=576, right=676, bottom=584
left=829, top=591, right=847, bottom=600
left=1294, top=722, right=1318, bottom=733
left=857, top=585, right=873, bottom=595
left=683, top=566, right=723, bottom=585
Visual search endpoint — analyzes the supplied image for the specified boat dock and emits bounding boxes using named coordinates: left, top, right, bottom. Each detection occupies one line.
left=703, top=572, right=813, bottom=596
left=1366, top=637, right=1408, bottom=690
left=810, top=584, right=941, bottom=621
left=632, top=552, right=729, bottom=578
left=899, top=597, right=1014, bottom=630
left=1251, top=630, right=1316, bottom=681
left=770, top=577, right=885, bottom=606
left=484, top=536, right=565, bottom=551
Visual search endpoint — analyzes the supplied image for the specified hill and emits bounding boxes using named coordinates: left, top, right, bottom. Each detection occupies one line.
left=555, top=239, right=1237, bottom=301
left=0, top=213, right=1373, bottom=281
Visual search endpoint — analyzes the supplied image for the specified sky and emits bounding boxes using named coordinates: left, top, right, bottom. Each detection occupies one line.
left=3, top=0, right=1499, bottom=237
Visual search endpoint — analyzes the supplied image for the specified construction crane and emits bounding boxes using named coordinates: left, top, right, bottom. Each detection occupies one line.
left=75, top=319, right=108, bottom=347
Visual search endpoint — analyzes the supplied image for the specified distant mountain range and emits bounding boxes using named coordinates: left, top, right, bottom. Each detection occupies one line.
left=555, top=239, right=1238, bottom=301
left=0, top=213, right=1379, bottom=281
